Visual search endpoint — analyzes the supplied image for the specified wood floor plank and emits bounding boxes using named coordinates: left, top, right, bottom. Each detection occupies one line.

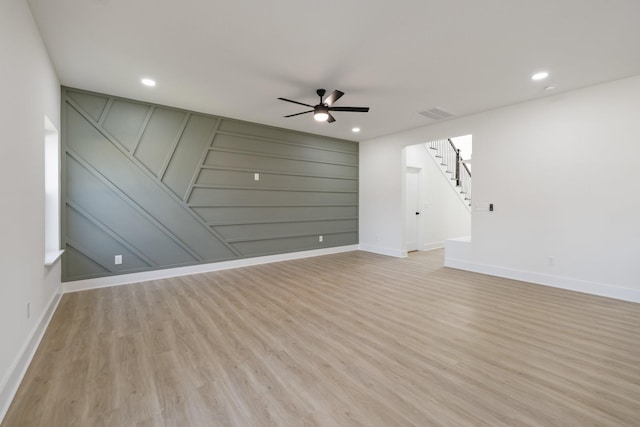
left=3, top=249, right=639, bottom=426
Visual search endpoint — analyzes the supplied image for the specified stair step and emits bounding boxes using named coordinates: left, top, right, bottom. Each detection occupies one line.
left=427, top=140, right=472, bottom=209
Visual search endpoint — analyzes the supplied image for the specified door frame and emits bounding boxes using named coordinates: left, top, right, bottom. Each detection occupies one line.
left=404, top=166, right=423, bottom=252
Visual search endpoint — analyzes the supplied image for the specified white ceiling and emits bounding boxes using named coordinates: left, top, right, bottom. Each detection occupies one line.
left=28, top=0, right=640, bottom=141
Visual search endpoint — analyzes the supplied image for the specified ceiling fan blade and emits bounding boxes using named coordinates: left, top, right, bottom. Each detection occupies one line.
left=324, top=90, right=344, bottom=106
left=327, top=113, right=336, bottom=123
left=278, top=97, right=314, bottom=108
left=328, top=106, right=370, bottom=113
left=284, top=110, right=313, bottom=118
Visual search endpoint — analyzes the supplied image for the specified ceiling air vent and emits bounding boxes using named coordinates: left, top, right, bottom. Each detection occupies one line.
left=417, top=107, right=455, bottom=120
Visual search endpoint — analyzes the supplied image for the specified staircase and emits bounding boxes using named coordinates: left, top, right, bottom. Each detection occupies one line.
left=425, top=139, right=471, bottom=207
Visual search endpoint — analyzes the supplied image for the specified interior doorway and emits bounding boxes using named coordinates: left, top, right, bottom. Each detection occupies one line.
left=405, top=167, right=421, bottom=252
left=403, top=135, right=472, bottom=254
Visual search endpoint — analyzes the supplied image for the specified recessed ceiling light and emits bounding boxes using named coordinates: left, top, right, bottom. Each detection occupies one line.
left=531, top=71, right=549, bottom=81
left=141, top=78, right=156, bottom=87
left=352, top=127, right=361, bottom=133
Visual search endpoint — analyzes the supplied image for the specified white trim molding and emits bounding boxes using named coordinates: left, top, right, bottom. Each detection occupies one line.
left=421, top=242, right=445, bottom=251
left=358, top=244, right=407, bottom=258
left=64, top=245, right=360, bottom=293
left=44, top=249, right=64, bottom=266
left=0, top=288, right=63, bottom=423
left=445, top=258, right=640, bottom=303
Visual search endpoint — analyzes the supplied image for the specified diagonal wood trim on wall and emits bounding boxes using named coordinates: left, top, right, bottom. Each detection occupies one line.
left=61, top=88, right=359, bottom=281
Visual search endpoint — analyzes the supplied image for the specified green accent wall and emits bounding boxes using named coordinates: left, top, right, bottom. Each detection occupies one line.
left=61, top=88, right=358, bottom=281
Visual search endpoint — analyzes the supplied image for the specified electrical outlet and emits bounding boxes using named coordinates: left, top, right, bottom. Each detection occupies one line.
left=254, top=173, right=260, bottom=181
left=546, top=256, right=555, bottom=267
left=115, top=255, right=123, bottom=265
left=26, top=302, right=30, bottom=319
left=319, top=235, right=323, bottom=242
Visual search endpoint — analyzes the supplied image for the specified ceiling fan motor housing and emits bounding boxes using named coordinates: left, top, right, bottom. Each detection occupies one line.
left=278, top=89, right=369, bottom=123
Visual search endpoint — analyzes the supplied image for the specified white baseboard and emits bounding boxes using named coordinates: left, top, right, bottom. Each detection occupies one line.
left=421, top=242, right=444, bottom=251
left=0, top=287, right=62, bottom=423
left=445, top=258, right=640, bottom=303
left=64, top=245, right=360, bottom=293
left=358, top=244, right=407, bottom=258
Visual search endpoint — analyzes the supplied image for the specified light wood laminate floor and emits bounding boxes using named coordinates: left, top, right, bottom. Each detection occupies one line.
left=3, top=249, right=640, bottom=426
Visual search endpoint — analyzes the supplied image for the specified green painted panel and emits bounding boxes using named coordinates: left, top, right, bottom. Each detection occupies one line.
left=193, top=206, right=358, bottom=224
left=212, top=133, right=358, bottom=165
left=189, top=188, right=357, bottom=207
left=66, top=207, right=151, bottom=274
left=215, top=219, right=358, bottom=241
left=135, top=108, right=186, bottom=176
left=218, top=119, right=358, bottom=153
left=102, top=99, right=150, bottom=152
left=62, top=87, right=358, bottom=282
left=232, top=232, right=358, bottom=256
left=66, top=91, right=108, bottom=122
left=196, top=169, right=357, bottom=192
left=203, top=151, right=357, bottom=178
left=64, top=245, right=109, bottom=279
left=66, top=156, right=197, bottom=267
left=65, top=105, right=236, bottom=261
left=163, top=114, right=216, bottom=198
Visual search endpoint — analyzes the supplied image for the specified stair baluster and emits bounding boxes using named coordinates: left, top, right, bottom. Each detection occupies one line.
left=424, top=138, right=471, bottom=207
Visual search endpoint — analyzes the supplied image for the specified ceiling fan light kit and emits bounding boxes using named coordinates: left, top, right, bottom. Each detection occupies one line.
left=314, top=109, right=329, bottom=122
left=278, top=88, right=369, bottom=123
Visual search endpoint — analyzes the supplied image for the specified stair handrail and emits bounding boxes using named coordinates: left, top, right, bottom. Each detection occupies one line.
left=447, top=137, right=471, bottom=179
left=426, top=138, right=472, bottom=206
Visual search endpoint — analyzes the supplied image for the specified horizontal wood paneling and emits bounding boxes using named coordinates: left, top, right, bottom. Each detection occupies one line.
left=196, top=169, right=357, bottom=192
left=231, top=232, right=358, bottom=256
left=215, top=219, right=358, bottom=241
left=193, top=206, right=358, bottom=224
left=62, top=88, right=358, bottom=281
left=203, top=151, right=358, bottom=178
left=188, top=188, right=357, bottom=207
left=217, top=120, right=358, bottom=153
left=212, top=133, right=358, bottom=165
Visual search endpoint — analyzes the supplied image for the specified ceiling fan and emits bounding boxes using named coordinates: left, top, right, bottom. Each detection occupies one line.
left=278, top=89, right=369, bottom=123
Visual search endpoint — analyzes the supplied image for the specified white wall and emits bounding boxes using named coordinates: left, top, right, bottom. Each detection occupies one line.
left=360, top=76, right=640, bottom=302
left=405, top=144, right=471, bottom=250
left=359, top=137, right=406, bottom=257
left=0, top=0, right=62, bottom=418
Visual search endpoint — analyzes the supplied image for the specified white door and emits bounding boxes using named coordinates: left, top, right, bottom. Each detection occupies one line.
left=405, top=168, right=420, bottom=251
